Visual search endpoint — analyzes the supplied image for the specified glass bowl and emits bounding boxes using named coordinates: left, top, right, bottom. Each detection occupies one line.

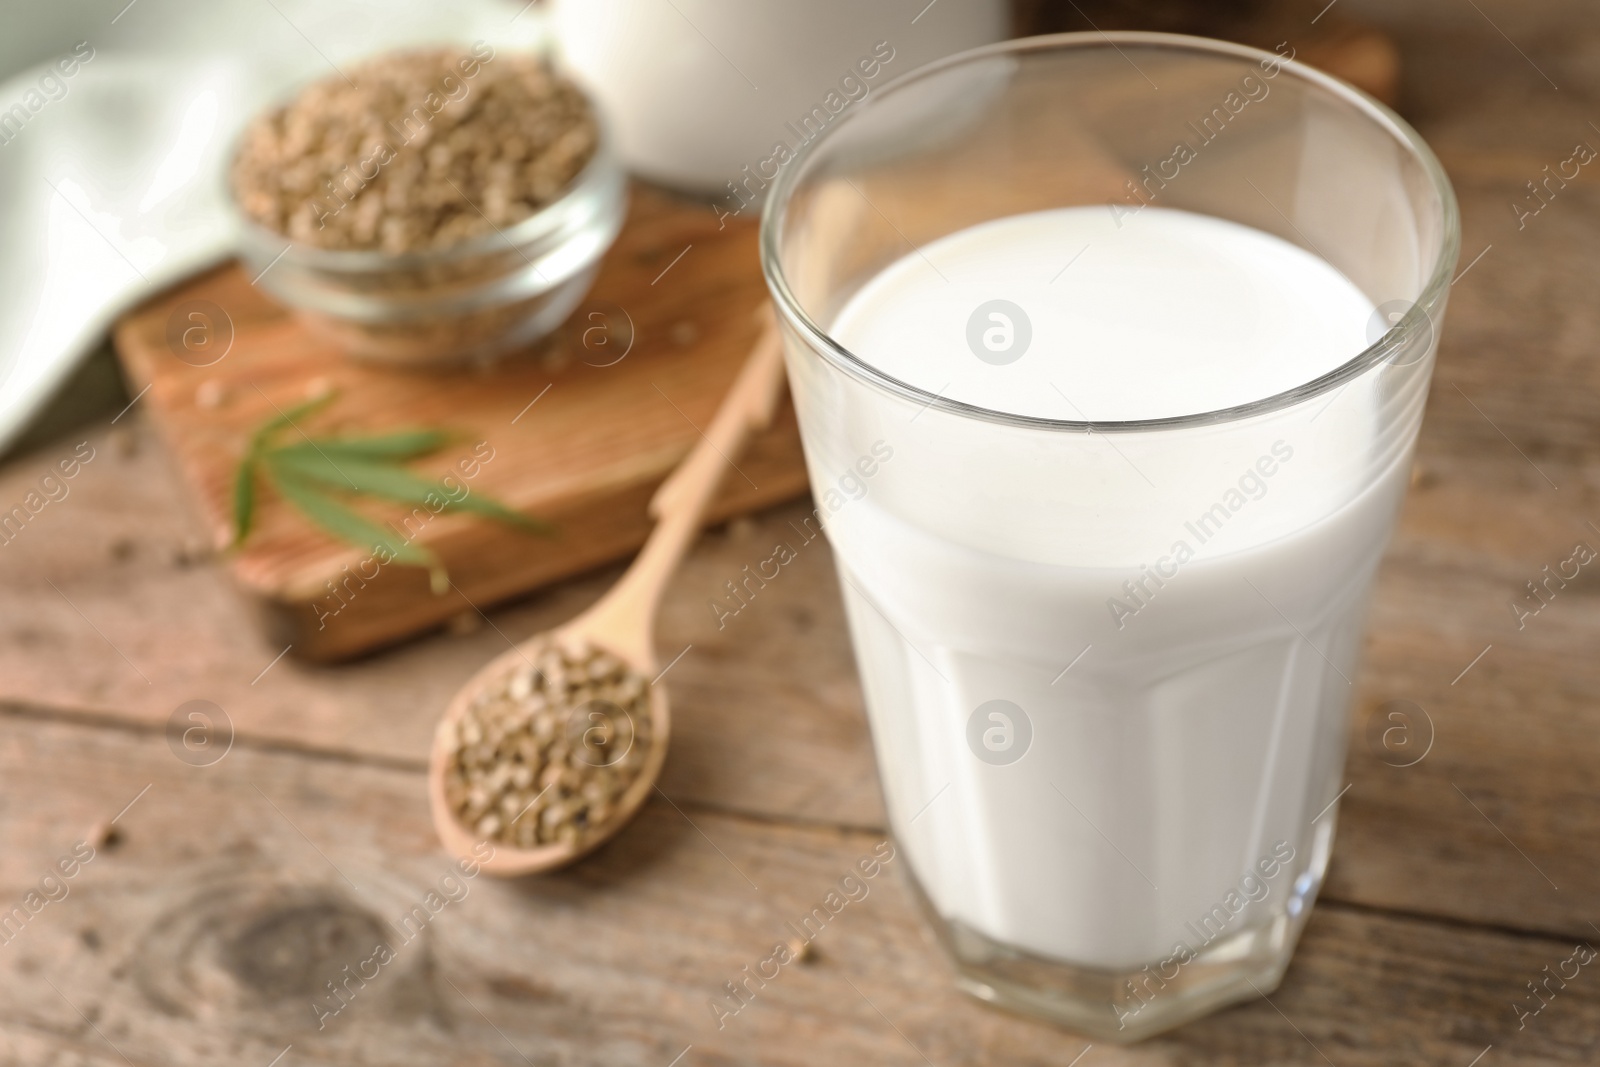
left=230, top=121, right=626, bottom=368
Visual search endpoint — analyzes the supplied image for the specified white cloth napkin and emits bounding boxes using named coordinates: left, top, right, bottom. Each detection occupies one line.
left=0, top=0, right=543, bottom=453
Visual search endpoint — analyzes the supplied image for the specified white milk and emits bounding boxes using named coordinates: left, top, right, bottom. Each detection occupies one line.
left=821, top=206, right=1409, bottom=969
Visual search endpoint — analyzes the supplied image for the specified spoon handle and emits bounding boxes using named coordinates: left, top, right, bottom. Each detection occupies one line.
left=577, top=309, right=788, bottom=666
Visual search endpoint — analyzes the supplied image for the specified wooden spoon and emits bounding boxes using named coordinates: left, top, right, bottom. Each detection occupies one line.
left=429, top=311, right=788, bottom=876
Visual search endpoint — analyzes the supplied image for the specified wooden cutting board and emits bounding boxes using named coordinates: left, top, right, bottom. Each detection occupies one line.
left=113, top=183, right=811, bottom=662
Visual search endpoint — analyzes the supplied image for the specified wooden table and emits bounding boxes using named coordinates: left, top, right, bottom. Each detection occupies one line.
left=3, top=6, right=1599, bottom=1064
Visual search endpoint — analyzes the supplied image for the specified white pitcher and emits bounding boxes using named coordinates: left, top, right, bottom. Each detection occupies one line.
left=549, top=0, right=1008, bottom=196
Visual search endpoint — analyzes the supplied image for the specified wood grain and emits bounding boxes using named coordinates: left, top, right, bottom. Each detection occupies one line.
left=0, top=413, right=884, bottom=827
left=0, top=710, right=1590, bottom=1067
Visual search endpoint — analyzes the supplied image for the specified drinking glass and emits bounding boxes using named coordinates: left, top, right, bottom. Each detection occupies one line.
left=760, top=32, right=1457, bottom=1041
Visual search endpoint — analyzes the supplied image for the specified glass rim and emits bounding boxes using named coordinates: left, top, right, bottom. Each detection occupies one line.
left=758, top=30, right=1461, bottom=435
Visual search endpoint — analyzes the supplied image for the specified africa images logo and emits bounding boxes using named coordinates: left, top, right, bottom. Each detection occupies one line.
left=967, top=700, right=1032, bottom=766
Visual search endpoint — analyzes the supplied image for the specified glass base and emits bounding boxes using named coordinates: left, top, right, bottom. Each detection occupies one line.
left=903, top=859, right=1320, bottom=1042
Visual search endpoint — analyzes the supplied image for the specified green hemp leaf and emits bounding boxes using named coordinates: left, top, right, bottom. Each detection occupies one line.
left=230, top=391, right=550, bottom=593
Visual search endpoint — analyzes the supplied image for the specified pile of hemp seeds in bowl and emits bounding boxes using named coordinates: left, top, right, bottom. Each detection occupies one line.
left=438, top=638, right=656, bottom=850
left=227, top=45, right=618, bottom=365
left=230, top=45, right=598, bottom=253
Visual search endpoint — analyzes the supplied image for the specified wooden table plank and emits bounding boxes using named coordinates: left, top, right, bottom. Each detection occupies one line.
left=1, top=710, right=1592, bottom=1067
left=0, top=415, right=884, bottom=830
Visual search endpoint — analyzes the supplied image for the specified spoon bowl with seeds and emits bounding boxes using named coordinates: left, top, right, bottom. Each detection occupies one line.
left=429, top=312, right=788, bottom=876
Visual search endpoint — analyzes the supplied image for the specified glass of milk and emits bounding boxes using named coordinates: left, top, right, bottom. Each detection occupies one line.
left=760, top=34, right=1457, bottom=1041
